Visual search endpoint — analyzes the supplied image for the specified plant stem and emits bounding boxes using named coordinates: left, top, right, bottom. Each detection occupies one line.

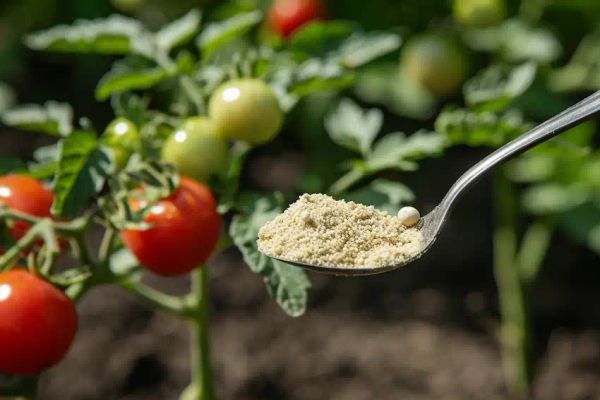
left=119, top=278, right=191, bottom=318
left=493, top=171, right=534, bottom=399
left=181, top=267, right=214, bottom=400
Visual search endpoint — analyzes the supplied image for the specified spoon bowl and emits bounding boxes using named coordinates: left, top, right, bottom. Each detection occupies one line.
left=266, top=90, right=600, bottom=275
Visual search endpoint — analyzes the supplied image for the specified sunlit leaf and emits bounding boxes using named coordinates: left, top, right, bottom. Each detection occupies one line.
left=155, top=10, right=202, bottom=51
left=25, top=15, right=153, bottom=57
left=197, top=11, right=262, bottom=57
left=464, top=62, right=537, bottom=111
left=1, top=101, right=73, bottom=137
left=325, top=98, right=383, bottom=155
left=96, top=61, right=169, bottom=101
left=52, top=131, right=113, bottom=218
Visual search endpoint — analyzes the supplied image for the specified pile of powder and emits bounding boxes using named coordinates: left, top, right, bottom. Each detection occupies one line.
left=257, top=194, right=423, bottom=269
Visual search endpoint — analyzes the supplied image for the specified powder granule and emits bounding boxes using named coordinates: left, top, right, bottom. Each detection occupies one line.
left=257, top=194, right=423, bottom=269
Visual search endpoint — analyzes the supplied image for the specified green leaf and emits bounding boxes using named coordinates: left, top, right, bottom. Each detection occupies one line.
left=325, top=98, right=383, bottom=155
left=550, top=31, right=600, bottom=92
left=110, top=92, right=149, bottom=127
left=289, top=59, right=355, bottom=96
left=332, top=32, right=401, bottom=68
left=96, top=61, right=169, bottom=101
left=521, top=182, right=590, bottom=215
left=25, top=15, right=152, bottom=56
left=230, top=196, right=311, bottom=317
left=435, top=108, right=532, bottom=147
left=1, top=101, right=73, bottom=136
left=156, top=10, right=202, bottom=51
left=264, top=260, right=311, bottom=317
left=465, top=19, right=561, bottom=64
left=197, top=11, right=262, bottom=57
left=464, top=63, right=537, bottom=111
left=366, top=130, right=447, bottom=171
left=288, top=20, right=354, bottom=55
left=52, top=131, right=113, bottom=218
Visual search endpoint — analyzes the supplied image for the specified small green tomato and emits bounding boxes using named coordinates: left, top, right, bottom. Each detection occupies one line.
left=161, top=117, right=229, bottom=182
left=102, top=117, right=141, bottom=169
left=453, top=0, right=506, bottom=27
left=400, top=33, right=468, bottom=98
left=208, top=79, right=283, bottom=145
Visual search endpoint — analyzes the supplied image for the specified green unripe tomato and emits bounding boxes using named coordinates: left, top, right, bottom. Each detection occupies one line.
left=161, top=117, right=229, bottom=182
left=102, top=118, right=141, bottom=169
left=400, top=34, right=468, bottom=98
left=453, top=0, right=506, bottom=27
left=208, top=79, right=283, bottom=145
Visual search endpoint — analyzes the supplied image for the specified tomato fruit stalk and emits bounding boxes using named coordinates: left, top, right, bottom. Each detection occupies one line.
left=121, top=177, right=221, bottom=276
left=0, top=269, right=78, bottom=376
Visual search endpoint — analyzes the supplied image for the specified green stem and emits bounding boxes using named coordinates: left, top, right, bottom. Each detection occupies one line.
left=493, top=171, right=533, bottom=399
left=181, top=267, right=214, bottom=400
left=119, top=278, right=191, bottom=318
left=329, top=168, right=365, bottom=195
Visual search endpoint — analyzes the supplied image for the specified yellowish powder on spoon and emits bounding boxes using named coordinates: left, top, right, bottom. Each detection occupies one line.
left=257, top=194, right=423, bottom=269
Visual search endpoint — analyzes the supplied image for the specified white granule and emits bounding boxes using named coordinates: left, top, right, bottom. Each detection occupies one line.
left=257, top=194, right=423, bottom=269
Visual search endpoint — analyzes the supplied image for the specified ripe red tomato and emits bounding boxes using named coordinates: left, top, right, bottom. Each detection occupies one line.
left=0, top=175, right=54, bottom=241
left=121, top=177, right=221, bottom=276
left=268, top=0, right=326, bottom=38
left=0, top=269, right=78, bottom=376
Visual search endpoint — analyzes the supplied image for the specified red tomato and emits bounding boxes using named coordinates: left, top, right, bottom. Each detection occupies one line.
left=268, top=0, right=326, bottom=38
left=0, top=175, right=54, bottom=241
left=0, top=269, right=78, bottom=375
left=121, top=177, right=221, bottom=276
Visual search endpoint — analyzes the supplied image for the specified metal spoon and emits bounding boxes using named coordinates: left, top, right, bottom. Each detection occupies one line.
left=266, top=90, right=600, bottom=276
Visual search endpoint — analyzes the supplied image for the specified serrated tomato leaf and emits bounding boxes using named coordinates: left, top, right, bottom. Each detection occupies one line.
left=1, top=101, right=73, bottom=137
left=25, top=15, right=152, bottom=56
left=197, top=11, right=262, bottom=57
left=52, top=131, right=113, bottom=218
left=96, top=61, right=169, bottom=101
left=325, top=98, right=383, bottom=156
left=230, top=196, right=311, bottom=317
left=156, top=10, right=202, bottom=51
left=332, top=32, right=401, bottom=68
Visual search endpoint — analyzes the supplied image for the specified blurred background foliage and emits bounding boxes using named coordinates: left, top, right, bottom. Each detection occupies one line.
left=3, top=0, right=600, bottom=398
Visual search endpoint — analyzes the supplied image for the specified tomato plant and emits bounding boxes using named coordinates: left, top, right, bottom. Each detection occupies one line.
left=162, top=117, right=229, bottom=182
left=0, top=6, right=401, bottom=398
left=208, top=79, right=283, bottom=145
left=268, top=0, right=326, bottom=38
left=0, top=269, right=77, bottom=376
left=122, top=177, right=221, bottom=276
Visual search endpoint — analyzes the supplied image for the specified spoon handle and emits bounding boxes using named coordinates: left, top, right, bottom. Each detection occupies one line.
left=438, top=90, right=600, bottom=216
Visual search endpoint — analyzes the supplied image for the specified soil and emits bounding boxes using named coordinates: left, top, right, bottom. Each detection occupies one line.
left=38, top=248, right=600, bottom=400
